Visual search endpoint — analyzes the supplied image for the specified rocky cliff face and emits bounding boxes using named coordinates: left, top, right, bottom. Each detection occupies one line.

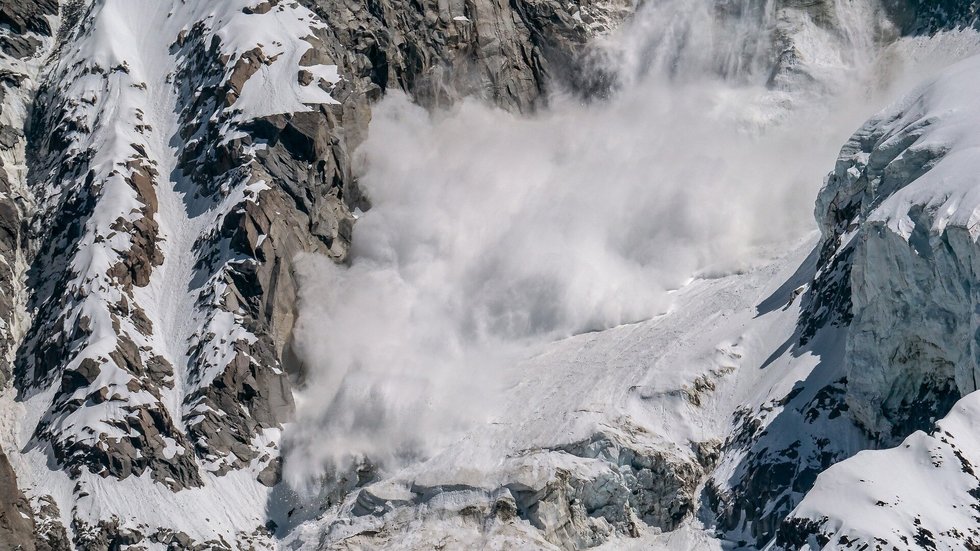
left=0, top=447, right=35, bottom=551
left=302, top=0, right=630, bottom=113
left=0, top=0, right=57, bottom=386
left=884, top=0, right=979, bottom=34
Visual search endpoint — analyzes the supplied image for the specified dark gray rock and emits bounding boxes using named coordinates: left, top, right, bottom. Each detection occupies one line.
left=32, top=496, right=70, bottom=551
left=0, top=446, right=35, bottom=551
left=0, top=0, right=58, bottom=36
left=0, top=33, right=42, bottom=59
left=302, top=0, right=630, bottom=113
left=72, top=517, right=145, bottom=551
left=882, top=0, right=980, bottom=34
left=257, top=456, right=282, bottom=487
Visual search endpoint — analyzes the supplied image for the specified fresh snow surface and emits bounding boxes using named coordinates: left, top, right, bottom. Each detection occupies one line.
left=789, top=393, right=980, bottom=549
left=863, top=53, right=980, bottom=237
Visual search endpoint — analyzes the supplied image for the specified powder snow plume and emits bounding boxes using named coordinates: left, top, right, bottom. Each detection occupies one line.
left=281, top=0, right=978, bottom=491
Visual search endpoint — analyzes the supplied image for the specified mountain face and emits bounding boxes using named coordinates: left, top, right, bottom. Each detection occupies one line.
left=774, top=51, right=980, bottom=550
left=0, top=0, right=630, bottom=548
left=0, top=0, right=980, bottom=549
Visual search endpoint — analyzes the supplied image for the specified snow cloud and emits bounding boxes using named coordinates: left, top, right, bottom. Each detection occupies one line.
left=281, top=0, right=980, bottom=492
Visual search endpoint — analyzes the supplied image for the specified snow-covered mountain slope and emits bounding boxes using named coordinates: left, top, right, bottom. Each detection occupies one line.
left=773, top=49, right=980, bottom=551
left=5, top=0, right=344, bottom=546
left=2, top=0, right=980, bottom=549
left=779, top=392, right=980, bottom=550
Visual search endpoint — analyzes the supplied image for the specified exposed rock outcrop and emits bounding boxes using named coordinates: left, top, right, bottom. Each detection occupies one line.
left=32, top=496, right=69, bottom=551
left=883, top=0, right=980, bottom=34
left=0, top=448, right=35, bottom=551
left=303, top=0, right=631, bottom=113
